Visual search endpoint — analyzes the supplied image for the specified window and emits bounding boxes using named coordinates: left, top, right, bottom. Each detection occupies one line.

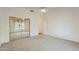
left=15, top=22, right=25, bottom=30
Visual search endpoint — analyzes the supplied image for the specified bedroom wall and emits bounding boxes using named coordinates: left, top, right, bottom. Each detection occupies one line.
left=45, top=7, right=79, bottom=42
left=0, top=8, right=9, bottom=44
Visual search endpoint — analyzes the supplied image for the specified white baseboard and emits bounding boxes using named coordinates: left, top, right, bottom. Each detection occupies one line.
left=43, top=34, right=79, bottom=43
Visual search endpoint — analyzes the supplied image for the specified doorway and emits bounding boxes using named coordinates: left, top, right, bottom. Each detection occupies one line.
left=9, top=16, right=30, bottom=41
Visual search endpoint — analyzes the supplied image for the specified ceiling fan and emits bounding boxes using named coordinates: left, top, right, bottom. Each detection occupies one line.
left=40, top=7, right=47, bottom=13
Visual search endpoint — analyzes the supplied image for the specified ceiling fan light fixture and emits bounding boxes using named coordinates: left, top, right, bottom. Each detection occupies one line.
left=41, top=7, right=46, bottom=13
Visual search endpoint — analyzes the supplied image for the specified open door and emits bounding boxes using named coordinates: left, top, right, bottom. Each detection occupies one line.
left=9, top=16, right=30, bottom=41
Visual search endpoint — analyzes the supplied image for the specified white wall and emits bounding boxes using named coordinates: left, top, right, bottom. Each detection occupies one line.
left=44, top=7, right=79, bottom=42
left=0, top=8, right=10, bottom=45
left=0, top=7, right=42, bottom=45
left=43, top=12, right=48, bottom=34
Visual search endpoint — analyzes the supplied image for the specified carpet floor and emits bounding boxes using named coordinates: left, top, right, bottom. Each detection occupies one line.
left=0, top=35, right=79, bottom=51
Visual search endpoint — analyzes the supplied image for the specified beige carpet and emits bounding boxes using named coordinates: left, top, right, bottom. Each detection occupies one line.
left=0, top=35, right=79, bottom=51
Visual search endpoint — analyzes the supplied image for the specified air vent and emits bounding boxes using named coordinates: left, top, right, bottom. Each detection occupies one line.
left=30, top=10, right=34, bottom=12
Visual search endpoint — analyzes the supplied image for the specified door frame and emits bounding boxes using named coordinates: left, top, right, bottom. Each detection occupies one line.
left=9, top=16, right=30, bottom=41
